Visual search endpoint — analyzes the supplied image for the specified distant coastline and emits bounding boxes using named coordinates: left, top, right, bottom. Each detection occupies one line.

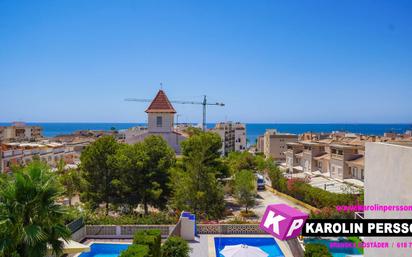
left=1, top=122, right=411, bottom=144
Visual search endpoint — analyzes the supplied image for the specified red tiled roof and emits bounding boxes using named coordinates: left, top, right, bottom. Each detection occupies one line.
left=145, top=90, right=176, bottom=113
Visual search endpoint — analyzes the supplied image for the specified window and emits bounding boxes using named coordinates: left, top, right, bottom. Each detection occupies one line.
left=156, top=116, right=162, bottom=127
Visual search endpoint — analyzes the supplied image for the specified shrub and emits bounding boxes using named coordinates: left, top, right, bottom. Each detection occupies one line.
left=239, top=210, right=257, bottom=218
left=119, top=244, right=150, bottom=257
left=133, top=230, right=161, bottom=257
left=85, top=212, right=177, bottom=225
left=304, top=244, right=332, bottom=257
left=161, top=236, right=191, bottom=257
left=310, top=207, right=354, bottom=219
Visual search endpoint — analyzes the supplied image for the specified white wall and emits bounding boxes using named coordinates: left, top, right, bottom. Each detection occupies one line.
left=364, top=142, right=412, bottom=257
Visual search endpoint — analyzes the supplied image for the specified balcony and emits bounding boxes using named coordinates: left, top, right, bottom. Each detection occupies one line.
left=40, top=149, right=53, bottom=155
left=2, top=150, right=13, bottom=158
left=13, top=150, right=23, bottom=156
left=331, top=153, right=344, bottom=160
left=23, top=150, right=32, bottom=156
left=53, top=148, right=65, bottom=154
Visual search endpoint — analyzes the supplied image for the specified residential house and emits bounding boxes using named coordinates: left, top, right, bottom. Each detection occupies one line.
left=329, top=144, right=363, bottom=181
left=285, top=142, right=304, bottom=173
left=301, top=141, right=326, bottom=174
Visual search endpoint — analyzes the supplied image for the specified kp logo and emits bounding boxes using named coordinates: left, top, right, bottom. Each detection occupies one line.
left=259, top=204, right=308, bottom=240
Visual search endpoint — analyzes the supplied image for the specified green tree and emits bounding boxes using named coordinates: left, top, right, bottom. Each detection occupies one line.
left=113, top=136, right=175, bottom=214
left=226, top=152, right=257, bottom=174
left=55, top=158, right=66, bottom=175
left=140, top=136, right=175, bottom=213
left=0, top=161, right=71, bottom=257
left=80, top=136, right=120, bottom=215
left=59, top=169, right=84, bottom=206
left=267, top=162, right=287, bottom=192
left=171, top=131, right=225, bottom=219
left=233, top=170, right=257, bottom=213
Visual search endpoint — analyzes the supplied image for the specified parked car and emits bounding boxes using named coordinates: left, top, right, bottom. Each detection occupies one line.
left=256, top=174, right=265, bottom=190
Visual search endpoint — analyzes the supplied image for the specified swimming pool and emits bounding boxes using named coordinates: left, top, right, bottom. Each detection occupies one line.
left=304, top=238, right=361, bottom=257
left=78, top=243, right=131, bottom=257
left=214, top=237, right=284, bottom=257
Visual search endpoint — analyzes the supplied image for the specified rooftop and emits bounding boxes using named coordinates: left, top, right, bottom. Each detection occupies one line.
left=145, top=90, right=176, bottom=113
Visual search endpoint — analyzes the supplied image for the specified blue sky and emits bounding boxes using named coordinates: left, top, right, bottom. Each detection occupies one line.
left=0, top=0, right=411, bottom=123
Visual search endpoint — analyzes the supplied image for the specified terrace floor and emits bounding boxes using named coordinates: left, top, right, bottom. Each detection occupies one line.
left=188, top=235, right=209, bottom=257
left=285, top=172, right=361, bottom=194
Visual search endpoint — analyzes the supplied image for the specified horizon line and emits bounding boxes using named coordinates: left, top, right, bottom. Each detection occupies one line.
left=1, top=121, right=411, bottom=125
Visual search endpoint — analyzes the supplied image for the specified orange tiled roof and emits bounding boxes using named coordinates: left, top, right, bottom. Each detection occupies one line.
left=145, top=90, right=176, bottom=113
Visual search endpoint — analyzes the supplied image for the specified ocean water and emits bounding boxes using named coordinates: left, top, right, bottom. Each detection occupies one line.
left=0, top=122, right=411, bottom=144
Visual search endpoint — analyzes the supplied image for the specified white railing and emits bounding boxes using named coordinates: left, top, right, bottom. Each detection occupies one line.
left=2, top=150, right=13, bottom=157
left=13, top=150, right=23, bottom=155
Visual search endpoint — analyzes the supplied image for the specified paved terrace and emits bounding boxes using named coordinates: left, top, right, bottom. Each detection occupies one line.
left=286, top=172, right=360, bottom=194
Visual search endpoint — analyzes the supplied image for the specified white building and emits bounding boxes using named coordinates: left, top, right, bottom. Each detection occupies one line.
left=0, top=141, right=86, bottom=173
left=364, top=142, right=412, bottom=257
left=0, top=122, right=43, bottom=142
left=211, top=122, right=247, bottom=156
left=124, top=90, right=187, bottom=154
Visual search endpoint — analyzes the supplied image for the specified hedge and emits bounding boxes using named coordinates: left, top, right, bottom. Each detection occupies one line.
left=161, top=236, right=191, bottom=257
left=85, top=212, right=177, bottom=225
left=119, top=244, right=150, bottom=257
left=304, top=244, right=332, bottom=257
left=133, top=229, right=162, bottom=257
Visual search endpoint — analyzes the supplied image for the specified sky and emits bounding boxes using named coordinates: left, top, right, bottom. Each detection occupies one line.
left=0, top=0, right=411, bottom=124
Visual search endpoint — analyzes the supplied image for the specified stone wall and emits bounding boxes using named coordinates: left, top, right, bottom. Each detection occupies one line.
left=85, top=225, right=174, bottom=239
left=196, top=224, right=266, bottom=234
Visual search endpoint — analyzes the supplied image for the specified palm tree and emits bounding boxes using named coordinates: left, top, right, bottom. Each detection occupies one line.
left=0, top=161, right=71, bottom=257
left=59, top=168, right=84, bottom=206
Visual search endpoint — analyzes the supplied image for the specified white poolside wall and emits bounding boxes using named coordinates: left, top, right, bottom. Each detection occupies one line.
left=364, top=142, right=412, bottom=257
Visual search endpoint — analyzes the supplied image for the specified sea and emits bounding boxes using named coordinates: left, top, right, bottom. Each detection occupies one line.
left=1, top=122, right=411, bottom=144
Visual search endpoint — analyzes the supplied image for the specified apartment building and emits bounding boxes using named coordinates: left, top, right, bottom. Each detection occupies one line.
left=256, top=135, right=264, bottom=153
left=285, top=142, right=303, bottom=173
left=263, top=129, right=298, bottom=161
left=0, top=122, right=43, bottom=142
left=0, top=140, right=87, bottom=173
left=364, top=142, right=412, bottom=257
left=212, top=122, right=247, bottom=156
left=284, top=139, right=365, bottom=182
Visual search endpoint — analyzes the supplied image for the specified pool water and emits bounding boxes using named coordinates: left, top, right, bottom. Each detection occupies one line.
left=214, top=237, right=285, bottom=257
left=79, top=243, right=131, bottom=257
left=304, top=238, right=361, bottom=257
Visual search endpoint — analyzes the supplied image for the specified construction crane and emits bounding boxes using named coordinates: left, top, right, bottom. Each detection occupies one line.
left=125, top=95, right=225, bottom=131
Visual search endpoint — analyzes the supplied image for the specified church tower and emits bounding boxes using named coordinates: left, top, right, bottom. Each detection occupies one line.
left=145, top=90, right=176, bottom=133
